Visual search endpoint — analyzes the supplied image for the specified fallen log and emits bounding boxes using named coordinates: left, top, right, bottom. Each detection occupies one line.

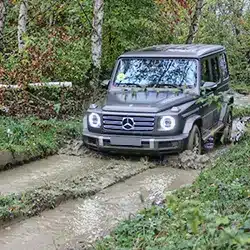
left=0, top=82, right=72, bottom=89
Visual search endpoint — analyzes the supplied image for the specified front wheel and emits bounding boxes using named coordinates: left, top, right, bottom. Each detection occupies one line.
left=186, top=124, right=202, bottom=155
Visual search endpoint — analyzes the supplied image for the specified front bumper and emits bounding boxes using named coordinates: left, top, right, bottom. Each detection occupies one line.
left=83, top=130, right=189, bottom=155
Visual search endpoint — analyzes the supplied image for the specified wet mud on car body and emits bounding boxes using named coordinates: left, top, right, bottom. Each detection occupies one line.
left=83, top=44, right=234, bottom=155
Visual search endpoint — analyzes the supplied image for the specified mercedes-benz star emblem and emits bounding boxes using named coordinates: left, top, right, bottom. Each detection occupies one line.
left=122, top=117, right=135, bottom=130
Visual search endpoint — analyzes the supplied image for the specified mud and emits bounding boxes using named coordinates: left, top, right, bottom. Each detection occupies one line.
left=233, top=92, right=250, bottom=107
left=0, top=167, right=199, bottom=250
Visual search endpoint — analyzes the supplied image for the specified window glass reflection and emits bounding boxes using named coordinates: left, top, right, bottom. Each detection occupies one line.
left=114, top=58, right=197, bottom=88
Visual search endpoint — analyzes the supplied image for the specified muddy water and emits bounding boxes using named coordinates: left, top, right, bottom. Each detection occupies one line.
left=0, top=167, right=199, bottom=250
left=0, top=155, right=150, bottom=195
left=0, top=155, right=90, bottom=194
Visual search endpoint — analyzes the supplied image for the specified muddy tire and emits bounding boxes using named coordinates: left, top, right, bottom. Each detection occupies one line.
left=186, top=124, right=202, bottom=155
left=217, top=111, right=233, bottom=144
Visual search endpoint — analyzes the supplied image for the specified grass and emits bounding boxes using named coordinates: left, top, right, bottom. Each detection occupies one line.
left=232, top=83, right=250, bottom=95
left=95, top=133, right=250, bottom=250
left=0, top=116, right=80, bottom=155
left=233, top=105, right=250, bottom=118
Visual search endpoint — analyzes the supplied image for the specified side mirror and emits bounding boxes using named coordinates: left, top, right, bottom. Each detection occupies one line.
left=202, top=81, right=217, bottom=90
left=100, top=79, right=110, bottom=89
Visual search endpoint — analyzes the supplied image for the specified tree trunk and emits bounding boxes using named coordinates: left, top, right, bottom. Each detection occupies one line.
left=18, top=0, right=28, bottom=51
left=91, top=0, right=104, bottom=84
left=0, top=0, right=7, bottom=51
left=234, top=0, right=244, bottom=38
left=186, top=0, right=204, bottom=44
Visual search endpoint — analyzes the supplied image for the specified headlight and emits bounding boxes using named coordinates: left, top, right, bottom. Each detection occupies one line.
left=88, top=113, right=101, bottom=128
left=159, top=116, right=176, bottom=131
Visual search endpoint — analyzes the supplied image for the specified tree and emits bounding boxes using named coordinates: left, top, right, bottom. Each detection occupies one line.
left=91, top=0, right=104, bottom=83
left=186, top=0, right=204, bottom=44
left=18, top=0, right=28, bottom=51
left=0, top=0, right=7, bottom=50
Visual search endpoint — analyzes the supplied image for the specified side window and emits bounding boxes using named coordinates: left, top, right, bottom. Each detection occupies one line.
left=211, top=57, right=220, bottom=82
left=201, top=59, right=211, bottom=82
left=219, top=53, right=229, bottom=79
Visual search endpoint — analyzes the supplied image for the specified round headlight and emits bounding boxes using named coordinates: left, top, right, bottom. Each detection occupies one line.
left=159, top=116, right=176, bottom=131
left=88, top=113, right=101, bottom=128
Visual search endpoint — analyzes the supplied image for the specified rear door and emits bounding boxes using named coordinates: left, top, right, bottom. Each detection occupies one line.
left=200, top=55, right=221, bottom=134
left=217, top=52, right=229, bottom=92
left=217, top=52, right=230, bottom=122
left=210, top=55, right=222, bottom=124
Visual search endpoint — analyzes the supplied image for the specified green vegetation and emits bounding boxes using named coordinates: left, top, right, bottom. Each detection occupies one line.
left=0, top=195, right=25, bottom=221
left=232, top=84, right=250, bottom=95
left=0, top=116, right=80, bottom=155
left=233, top=105, right=250, bottom=118
left=95, top=134, right=250, bottom=249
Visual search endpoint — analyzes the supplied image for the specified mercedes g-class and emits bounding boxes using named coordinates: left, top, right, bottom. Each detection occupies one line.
left=83, top=44, right=233, bottom=155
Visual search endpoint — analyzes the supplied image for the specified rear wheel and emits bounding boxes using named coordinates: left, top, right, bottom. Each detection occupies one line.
left=218, top=111, right=233, bottom=144
left=187, top=124, right=202, bottom=154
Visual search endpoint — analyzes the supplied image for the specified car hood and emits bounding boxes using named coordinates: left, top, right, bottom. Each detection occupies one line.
left=101, top=89, right=197, bottom=113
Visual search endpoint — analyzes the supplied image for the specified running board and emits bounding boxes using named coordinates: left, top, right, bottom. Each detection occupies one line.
left=203, top=123, right=224, bottom=142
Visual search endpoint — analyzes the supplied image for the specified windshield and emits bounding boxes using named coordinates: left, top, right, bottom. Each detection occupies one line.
left=113, top=58, right=197, bottom=88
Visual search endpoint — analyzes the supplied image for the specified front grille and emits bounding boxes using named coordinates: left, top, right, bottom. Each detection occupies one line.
left=103, top=115, right=155, bottom=132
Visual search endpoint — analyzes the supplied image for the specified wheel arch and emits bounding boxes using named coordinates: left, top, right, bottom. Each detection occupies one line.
left=183, top=115, right=202, bottom=135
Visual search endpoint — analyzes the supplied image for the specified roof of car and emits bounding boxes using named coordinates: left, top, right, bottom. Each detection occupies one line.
left=120, top=44, right=225, bottom=59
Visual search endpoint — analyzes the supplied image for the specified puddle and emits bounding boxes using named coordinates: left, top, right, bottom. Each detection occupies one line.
left=0, top=155, right=101, bottom=195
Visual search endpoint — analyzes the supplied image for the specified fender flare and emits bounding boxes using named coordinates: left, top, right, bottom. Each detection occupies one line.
left=183, top=115, right=202, bottom=135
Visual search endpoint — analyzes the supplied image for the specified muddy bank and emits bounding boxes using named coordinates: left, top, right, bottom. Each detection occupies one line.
left=0, top=150, right=44, bottom=171
left=0, top=167, right=199, bottom=250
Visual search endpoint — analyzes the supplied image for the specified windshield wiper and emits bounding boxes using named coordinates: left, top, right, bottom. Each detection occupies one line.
left=118, top=83, right=142, bottom=88
left=147, top=83, right=180, bottom=89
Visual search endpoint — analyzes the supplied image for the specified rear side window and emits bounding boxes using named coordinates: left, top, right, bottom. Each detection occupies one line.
left=211, top=57, right=220, bottom=82
left=219, top=53, right=229, bottom=79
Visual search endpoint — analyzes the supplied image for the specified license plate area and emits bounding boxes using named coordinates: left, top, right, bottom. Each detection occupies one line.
left=110, top=137, right=141, bottom=146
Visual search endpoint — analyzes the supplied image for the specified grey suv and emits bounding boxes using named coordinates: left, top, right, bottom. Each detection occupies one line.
left=83, top=44, right=233, bottom=155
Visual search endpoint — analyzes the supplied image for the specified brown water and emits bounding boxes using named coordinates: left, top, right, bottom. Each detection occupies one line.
left=0, top=155, right=150, bottom=195
left=0, top=167, right=199, bottom=250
